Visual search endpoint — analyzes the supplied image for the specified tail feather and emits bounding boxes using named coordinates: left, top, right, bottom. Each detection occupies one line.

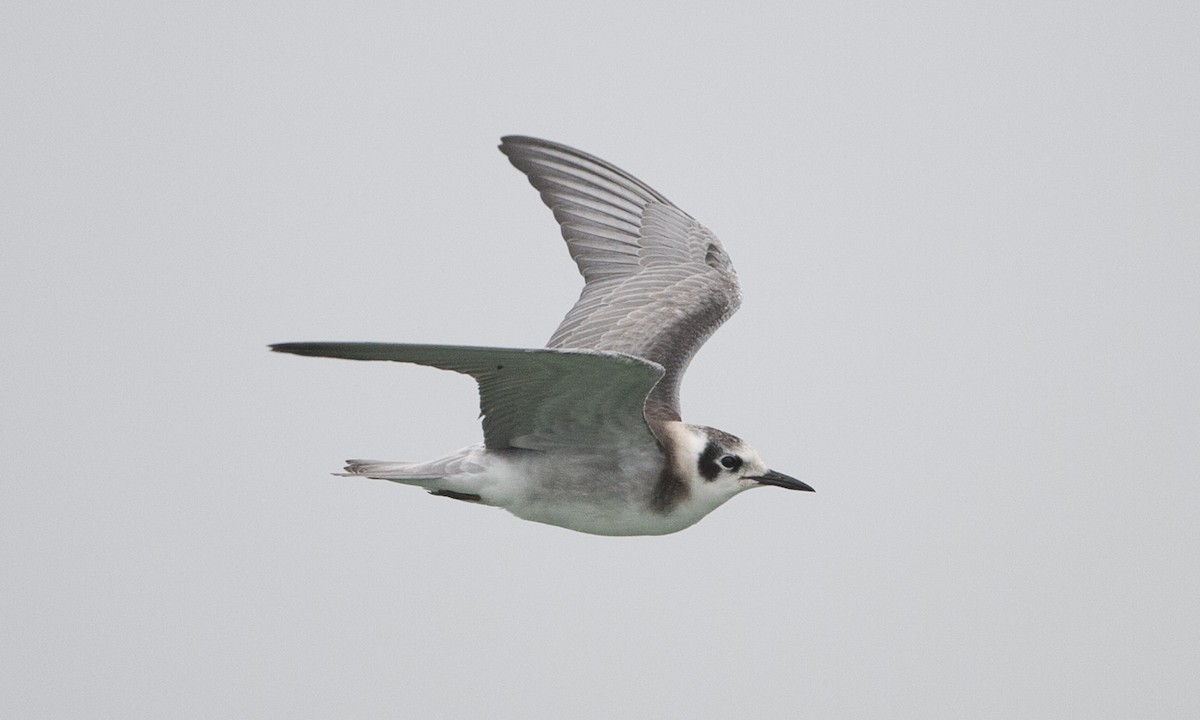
left=338, top=450, right=484, bottom=484
left=339, top=459, right=444, bottom=481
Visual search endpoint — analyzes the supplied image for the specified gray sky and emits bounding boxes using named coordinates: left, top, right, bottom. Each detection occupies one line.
left=3, top=2, right=1198, bottom=718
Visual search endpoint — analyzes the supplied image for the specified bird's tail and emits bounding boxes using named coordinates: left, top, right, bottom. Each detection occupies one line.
left=338, top=449, right=484, bottom=484
left=339, top=460, right=443, bottom=481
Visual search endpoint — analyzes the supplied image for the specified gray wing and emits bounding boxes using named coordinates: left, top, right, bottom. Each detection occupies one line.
left=271, top=342, right=664, bottom=451
left=499, top=136, right=741, bottom=423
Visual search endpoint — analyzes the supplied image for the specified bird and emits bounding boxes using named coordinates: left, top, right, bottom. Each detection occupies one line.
left=272, top=135, right=813, bottom=536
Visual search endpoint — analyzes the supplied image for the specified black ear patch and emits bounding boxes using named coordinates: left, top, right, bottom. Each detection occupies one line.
left=698, top=441, right=723, bottom=481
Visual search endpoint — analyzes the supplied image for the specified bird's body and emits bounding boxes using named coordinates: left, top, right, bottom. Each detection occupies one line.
left=273, top=136, right=812, bottom=535
left=351, top=434, right=680, bottom=537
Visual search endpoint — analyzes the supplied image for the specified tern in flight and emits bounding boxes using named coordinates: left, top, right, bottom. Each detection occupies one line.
left=273, top=136, right=812, bottom=535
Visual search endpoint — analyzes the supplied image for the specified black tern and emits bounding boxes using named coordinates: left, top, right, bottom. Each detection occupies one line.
left=273, top=136, right=813, bottom=535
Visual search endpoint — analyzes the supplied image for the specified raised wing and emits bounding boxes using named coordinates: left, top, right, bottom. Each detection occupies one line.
left=499, top=136, right=741, bottom=423
left=271, top=342, right=664, bottom=451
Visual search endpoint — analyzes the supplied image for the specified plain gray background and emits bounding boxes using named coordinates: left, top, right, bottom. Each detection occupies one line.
left=3, top=2, right=1198, bottom=718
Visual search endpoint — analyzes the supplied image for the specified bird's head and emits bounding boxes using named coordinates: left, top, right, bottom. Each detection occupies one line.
left=662, top=422, right=813, bottom=517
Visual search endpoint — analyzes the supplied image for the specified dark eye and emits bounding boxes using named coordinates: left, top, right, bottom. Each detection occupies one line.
left=720, top=455, right=742, bottom=470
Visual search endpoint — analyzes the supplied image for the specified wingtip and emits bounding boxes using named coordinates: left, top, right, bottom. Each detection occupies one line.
left=269, top=342, right=316, bottom=356
left=498, top=134, right=544, bottom=157
left=499, top=133, right=537, bottom=145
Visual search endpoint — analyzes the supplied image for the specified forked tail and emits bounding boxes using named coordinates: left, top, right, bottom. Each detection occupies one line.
left=337, top=450, right=483, bottom=484
left=339, top=460, right=445, bottom=481
left=338, top=454, right=486, bottom=503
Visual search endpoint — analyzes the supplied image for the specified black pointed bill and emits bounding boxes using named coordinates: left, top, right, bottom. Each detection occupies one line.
left=751, top=469, right=814, bottom=492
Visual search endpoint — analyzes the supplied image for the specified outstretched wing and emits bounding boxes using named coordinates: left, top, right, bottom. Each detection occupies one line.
left=271, top=342, right=664, bottom=451
left=499, top=136, right=741, bottom=423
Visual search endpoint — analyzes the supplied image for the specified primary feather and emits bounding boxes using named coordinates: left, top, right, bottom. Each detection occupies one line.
left=499, top=136, right=742, bottom=422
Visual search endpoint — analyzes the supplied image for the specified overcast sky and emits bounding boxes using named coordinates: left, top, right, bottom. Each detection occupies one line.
left=3, top=2, right=1198, bottom=718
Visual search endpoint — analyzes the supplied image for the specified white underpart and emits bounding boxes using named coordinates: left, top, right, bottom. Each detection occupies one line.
left=343, top=422, right=757, bottom=536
